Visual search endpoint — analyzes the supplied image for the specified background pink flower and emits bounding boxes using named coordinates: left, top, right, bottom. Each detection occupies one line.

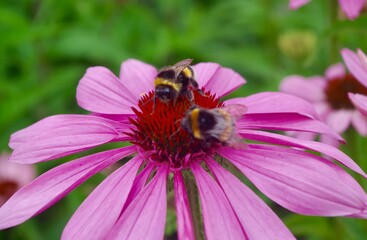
left=1, top=59, right=367, bottom=239
left=289, top=0, right=365, bottom=20
left=289, top=0, right=311, bottom=9
left=0, top=153, right=35, bottom=206
left=280, top=62, right=367, bottom=145
left=341, top=48, right=367, bottom=116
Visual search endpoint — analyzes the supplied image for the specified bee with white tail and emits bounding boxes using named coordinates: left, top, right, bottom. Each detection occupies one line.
left=181, top=104, right=247, bottom=147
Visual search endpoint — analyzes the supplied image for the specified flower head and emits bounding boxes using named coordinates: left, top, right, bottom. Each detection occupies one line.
left=0, top=153, right=35, bottom=206
left=280, top=62, right=367, bottom=145
left=289, top=0, right=365, bottom=20
left=341, top=48, right=367, bottom=116
left=1, top=59, right=367, bottom=239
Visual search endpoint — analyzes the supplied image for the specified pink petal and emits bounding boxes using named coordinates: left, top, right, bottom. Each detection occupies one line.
left=9, top=115, right=118, bottom=149
left=237, top=113, right=343, bottom=142
left=325, top=63, right=346, bottom=80
left=119, top=59, right=157, bottom=101
left=338, top=0, right=365, bottom=20
left=219, top=145, right=367, bottom=216
left=314, top=102, right=331, bottom=119
left=357, top=49, right=367, bottom=68
left=206, top=158, right=296, bottom=240
left=239, top=129, right=367, bottom=178
left=77, top=67, right=136, bottom=114
left=62, top=156, right=142, bottom=240
left=192, top=62, right=220, bottom=88
left=289, top=0, right=311, bottom=9
left=349, top=93, right=367, bottom=116
left=280, top=76, right=326, bottom=102
left=0, top=155, right=35, bottom=187
left=325, top=109, right=353, bottom=134
left=320, top=135, right=340, bottom=148
left=0, top=146, right=135, bottom=230
left=352, top=211, right=367, bottom=218
left=107, top=166, right=168, bottom=240
left=9, top=115, right=120, bottom=164
left=174, top=172, right=195, bottom=240
left=287, top=131, right=317, bottom=141
left=202, top=66, right=246, bottom=97
left=191, top=162, right=246, bottom=239
left=193, top=62, right=245, bottom=96
left=351, top=110, right=367, bottom=136
left=124, top=164, right=155, bottom=208
left=225, top=92, right=320, bottom=119
left=357, top=49, right=367, bottom=71
left=342, top=48, right=367, bottom=88
left=91, top=113, right=134, bottom=123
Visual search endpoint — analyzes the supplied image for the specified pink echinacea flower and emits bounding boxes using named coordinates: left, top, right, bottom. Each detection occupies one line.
left=280, top=61, right=367, bottom=144
left=289, top=0, right=365, bottom=20
left=1, top=59, right=367, bottom=239
left=0, top=153, right=35, bottom=206
left=341, top=48, right=367, bottom=116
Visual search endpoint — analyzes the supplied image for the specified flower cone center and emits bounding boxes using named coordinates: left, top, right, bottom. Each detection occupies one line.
left=129, top=90, right=223, bottom=170
left=0, top=180, right=18, bottom=201
left=325, top=74, right=367, bottom=109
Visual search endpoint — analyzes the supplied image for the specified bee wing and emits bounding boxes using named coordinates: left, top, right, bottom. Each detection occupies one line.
left=221, top=104, right=247, bottom=121
left=157, top=59, right=193, bottom=75
left=173, top=59, right=193, bottom=75
left=228, top=135, right=248, bottom=150
left=174, top=59, right=193, bottom=68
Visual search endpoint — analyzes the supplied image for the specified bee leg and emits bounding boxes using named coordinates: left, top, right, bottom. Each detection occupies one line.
left=170, top=122, right=182, bottom=138
left=188, top=104, right=197, bottom=110
left=190, top=78, right=199, bottom=89
left=190, top=79, right=205, bottom=96
left=187, top=91, right=194, bottom=102
left=197, top=89, right=205, bottom=97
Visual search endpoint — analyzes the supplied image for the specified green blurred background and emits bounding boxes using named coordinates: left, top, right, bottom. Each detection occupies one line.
left=1, top=0, right=367, bottom=239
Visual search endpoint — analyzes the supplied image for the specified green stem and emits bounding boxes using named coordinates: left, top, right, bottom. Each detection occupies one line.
left=331, top=218, right=344, bottom=240
left=186, top=174, right=204, bottom=240
left=343, top=128, right=367, bottom=189
left=329, top=0, right=339, bottom=63
left=344, top=128, right=357, bottom=158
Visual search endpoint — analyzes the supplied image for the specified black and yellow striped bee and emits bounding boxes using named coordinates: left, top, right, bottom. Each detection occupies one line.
left=181, top=105, right=247, bottom=146
left=154, top=59, right=200, bottom=104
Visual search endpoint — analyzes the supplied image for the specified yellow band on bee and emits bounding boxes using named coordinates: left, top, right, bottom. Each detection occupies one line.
left=182, top=67, right=193, bottom=78
left=191, top=108, right=202, bottom=139
left=154, top=78, right=181, bottom=92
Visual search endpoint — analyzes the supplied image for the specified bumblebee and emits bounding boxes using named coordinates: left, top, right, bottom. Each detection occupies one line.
left=181, top=105, right=247, bottom=146
left=154, top=59, right=200, bottom=104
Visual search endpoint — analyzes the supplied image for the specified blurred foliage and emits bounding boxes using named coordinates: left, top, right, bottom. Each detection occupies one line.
left=1, top=0, right=367, bottom=239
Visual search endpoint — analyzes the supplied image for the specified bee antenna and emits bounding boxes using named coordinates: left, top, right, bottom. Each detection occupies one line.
left=142, top=95, right=154, bottom=106
left=141, top=95, right=157, bottom=114
left=170, top=119, right=183, bottom=138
